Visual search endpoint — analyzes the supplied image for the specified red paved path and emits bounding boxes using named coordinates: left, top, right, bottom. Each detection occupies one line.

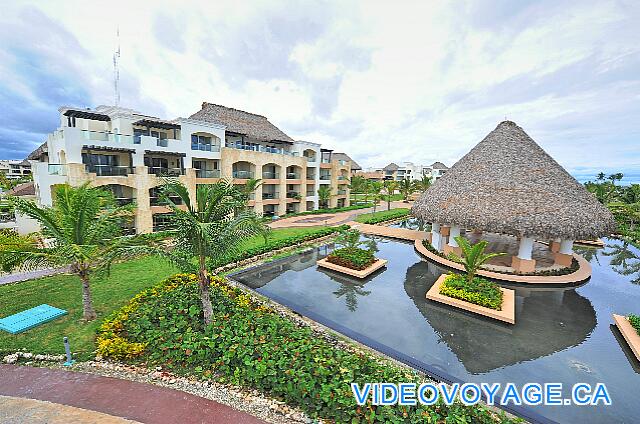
left=0, top=365, right=265, bottom=424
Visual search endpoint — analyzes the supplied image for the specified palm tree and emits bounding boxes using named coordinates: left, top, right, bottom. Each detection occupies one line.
left=368, top=181, right=383, bottom=213
left=448, top=236, right=505, bottom=283
left=158, top=179, right=268, bottom=325
left=398, top=178, right=416, bottom=203
left=382, top=180, right=399, bottom=211
left=0, top=183, right=141, bottom=320
left=349, top=175, right=368, bottom=204
left=317, top=185, right=332, bottom=209
left=415, top=175, right=433, bottom=192
left=236, top=178, right=262, bottom=213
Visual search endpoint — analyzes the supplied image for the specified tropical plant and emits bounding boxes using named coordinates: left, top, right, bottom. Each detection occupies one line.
left=158, top=179, right=269, bottom=325
left=368, top=181, right=384, bottom=213
left=415, top=175, right=433, bottom=192
left=398, top=178, right=416, bottom=202
left=237, top=178, right=262, bottom=209
left=0, top=183, right=143, bottom=320
left=447, top=236, right=505, bottom=283
left=382, top=180, right=399, bottom=211
left=317, top=185, right=332, bottom=209
left=334, top=228, right=377, bottom=252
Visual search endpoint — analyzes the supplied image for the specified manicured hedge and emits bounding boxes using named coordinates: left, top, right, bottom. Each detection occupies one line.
left=98, top=274, right=516, bottom=423
left=280, top=204, right=373, bottom=218
left=629, top=314, right=640, bottom=336
left=211, top=225, right=350, bottom=269
left=355, top=208, right=411, bottom=224
left=439, top=274, right=503, bottom=310
left=327, top=247, right=375, bottom=270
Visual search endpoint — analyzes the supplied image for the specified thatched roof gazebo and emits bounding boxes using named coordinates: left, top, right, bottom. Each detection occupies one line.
left=412, top=120, right=616, bottom=273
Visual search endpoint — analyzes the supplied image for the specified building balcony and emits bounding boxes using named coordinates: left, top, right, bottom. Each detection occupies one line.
left=191, top=143, right=221, bottom=152
left=306, top=191, right=315, bottom=197
left=337, top=189, right=347, bottom=195
left=338, top=175, right=348, bottom=181
left=86, top=164, right=133, bottom=176
left=148, top=167, right=184, bottom=177
left=48, top=164, right=67, bottom=176
left=286, top=191, right=301, bottom=199
left=114, top=197, right=135, bottom=206
left=195, top=169, right=221, bottom=178
left=149, top=195, right=183, bottom=206
left=262, top=171, right=280, bottom=179
left=233, top=170, right=254, bottom=179
left=262, top=192, right=279, bottom=200
left=319, top=174, right=331, bottom=180
left=305, top=156, right=317, bottom=163
left=0, top=211, right=15, bottom=223
left=286, top=172, right=301, bottom=179
left=83, top=130, right=137, bottom=144
left=225, top=143, right=299, bottom=157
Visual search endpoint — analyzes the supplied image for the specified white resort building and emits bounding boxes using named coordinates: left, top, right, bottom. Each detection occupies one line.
left=360, top=161, right=448, bottom=182
left=26, top=103, right=352, bottom=234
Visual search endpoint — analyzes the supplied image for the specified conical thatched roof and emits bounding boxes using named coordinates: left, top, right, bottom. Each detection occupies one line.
left=412, top=121, right=616, bottom=240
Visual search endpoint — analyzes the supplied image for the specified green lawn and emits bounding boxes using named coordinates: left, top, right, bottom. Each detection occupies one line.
left=0, top=226, right=329, bottom=359
left=355, top=208, right=411, bottom=223
left=0, top=256, right=176, bottom=359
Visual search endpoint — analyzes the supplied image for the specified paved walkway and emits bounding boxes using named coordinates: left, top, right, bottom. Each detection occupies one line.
left=269, top=201, right=412, bottom=229
left=348, top=221, right=429, bottom=241
left=0, top=267, right=68, bottom=286
left=0, top=365, right=265, bottom=424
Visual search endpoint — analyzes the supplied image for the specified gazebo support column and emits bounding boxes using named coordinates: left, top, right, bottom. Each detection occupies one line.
left=549, top=237, right=561, bottom=252
left=431, top=223, right=442, bottom=251
left=554, top=239, right=574, bottom=267
left=443, top=225, right=462, bottom=255
left=511, top=236, right=536, bottom=273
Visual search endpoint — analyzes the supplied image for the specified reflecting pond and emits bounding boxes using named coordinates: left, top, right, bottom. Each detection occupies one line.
left=232, top=235, right=640, bottom=424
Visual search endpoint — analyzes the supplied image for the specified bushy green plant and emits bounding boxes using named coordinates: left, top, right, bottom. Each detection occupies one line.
left=355, top=208, right=410, bottom=224
left=98, top=274, right=516, bottom=423
left=448, top=236, right=505, bottom=283
left=280, top=204, right=373, bottom=218
left=211, top=225, right=350, bottom=269
left=629, top=314, right=640, bottom=335
left=327, top=247, right=376, bottom=270
left=439, top=274, right=503, bottom=310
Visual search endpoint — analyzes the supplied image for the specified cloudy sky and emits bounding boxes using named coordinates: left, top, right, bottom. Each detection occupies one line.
left=1, top=0, right=638, bottom=182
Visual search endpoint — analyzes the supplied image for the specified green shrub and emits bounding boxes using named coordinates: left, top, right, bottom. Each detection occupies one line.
left=629, top=314, right=640, bottom=335
left=327, top=247, right=376, bottom=270
left=281, top=204, right=373, bottom=218
left=98, top=274, right=516, bottom=423
left=210, top=225, right=349, bottom=269
left=439, top=273, right=503, bottom=310
left=355, top=208, right=411, bottom=224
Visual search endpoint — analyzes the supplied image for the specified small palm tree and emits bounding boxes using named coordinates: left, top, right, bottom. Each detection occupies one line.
left=382, top=180, right=399, bottom=211
left=334, top=228, right=377, bottom=253
left=398, top=178, right=416, bottom=203
left=349, top=175, right=368, bottom=204
left=158, top=179, right=268, bottom=325
left=448, top=236, right=505, bottom=283
left=368, top=181, right=384, bottom=213
left=415, top=175, right=433, bottom=192
left=317, top=185, right=332, bottom=209
left=0, top=183, right=141, bottom=320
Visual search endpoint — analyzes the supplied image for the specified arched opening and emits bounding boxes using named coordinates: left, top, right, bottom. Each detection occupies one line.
left=232, top=161, right=256, bottom=179
left=262, top=163, right=281, bottom=179
left=302, top=149, right=317, bottom=163
left=286, top=165, right=302, bottom=180
left=101, top=184, right=136, bottom=206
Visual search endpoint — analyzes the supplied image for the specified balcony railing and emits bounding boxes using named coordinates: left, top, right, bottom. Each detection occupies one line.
left=86, top=164, right=133, bottom=176
left=83, top=130, right=136, bottom=144
left=262, top=171, right=279, bottom=179
left=338, top=159, right=348, bottom=166
left=306, top=174, right=316, bottom=180
left=150, top=195, right=183, bottom=206
left=319, top=174, right=331, bottom=180
left=262, top=192, right=279, bottom=200
left=338, top=175, right=348, bottom=180
left=114, top=197, right=135, bottom=206
left=337, top=189, right=347, bottom=195
left=0, top=211, right=15, bottom=223
left=48, top=164, right=67, bottom=176
left=321, top=158, right=331, bottom=164
left=305, top=156, right=317, bottom=162
left=195, top=169, right=221, bottom=178
left=148, top=167, right=184, bottom=177
left=225, top=143, right=299, bottom=156
left=287, top=192, right=301, bottom=199
left=191, top=143, right=220, bottom=152
left=286, top=172, right=300, bottom=179
left=306, top=191, right=315, bottom=197
left=232, top=170, right=254, bottom=179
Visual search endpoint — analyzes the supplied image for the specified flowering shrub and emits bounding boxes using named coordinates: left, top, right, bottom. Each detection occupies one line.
left=439, top=273, right=503, bottom=310
left=96, top=272, right=517, bottom=423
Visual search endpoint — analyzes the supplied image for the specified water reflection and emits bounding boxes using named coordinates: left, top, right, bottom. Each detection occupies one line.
left=403, top=262, right=597, bottom=374
left=318, top=269, right=373, bottom=311
left=389, top=217, right=431, bottom=231
left=602, top=240, right=640, bottom=284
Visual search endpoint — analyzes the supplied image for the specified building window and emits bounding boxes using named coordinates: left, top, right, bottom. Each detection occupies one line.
left=191, top=134, right=214, bottom=151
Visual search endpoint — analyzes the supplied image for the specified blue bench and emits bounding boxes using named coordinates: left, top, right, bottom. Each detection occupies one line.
left=0, top=304, right=68, bottom=334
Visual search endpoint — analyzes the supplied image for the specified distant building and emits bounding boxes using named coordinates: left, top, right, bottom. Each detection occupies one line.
left=0, top=160, right=31, bottom=180
left=361, top=161, right=448, bottom=182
